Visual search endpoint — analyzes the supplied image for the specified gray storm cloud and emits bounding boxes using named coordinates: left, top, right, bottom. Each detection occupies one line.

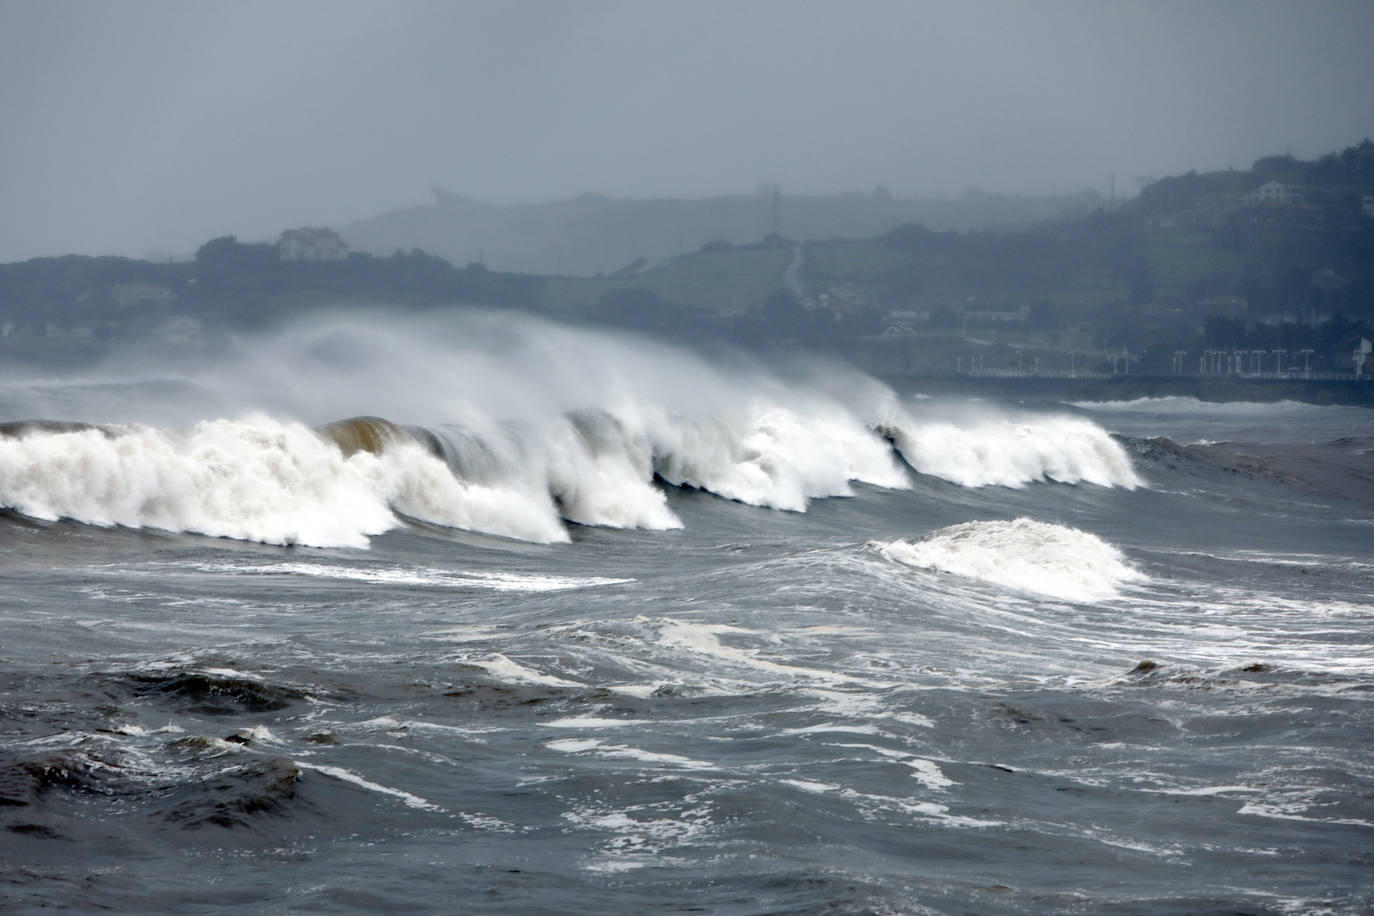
left=1, top=0, right=1371, bottom=260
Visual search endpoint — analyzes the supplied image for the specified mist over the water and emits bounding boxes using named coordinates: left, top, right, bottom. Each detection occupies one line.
left=4, top=4, right=1374, bottom=906
left=0, top=312, right=1144, bottom=547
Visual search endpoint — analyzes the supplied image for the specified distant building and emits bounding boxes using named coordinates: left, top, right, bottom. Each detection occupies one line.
left=277, top=227, right=350, bottom=261
left=1242, top=181, right=1303, bottom=207
left=156, top=315, right=204, bottom=347
left=963, top=304, right=1030, bottom=324
left=1362, top=195, right=1374, bottom=219
left=112, top=282, right=177, bottom=308
left=814, top=285, right=869, bottom=315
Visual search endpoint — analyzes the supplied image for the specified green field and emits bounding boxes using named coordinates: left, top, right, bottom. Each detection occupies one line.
left=804, top=240, right=912, bottom=281
left=540, top=247, right=790, bottom=314
left=1143, top=231, right=1249, bottom=296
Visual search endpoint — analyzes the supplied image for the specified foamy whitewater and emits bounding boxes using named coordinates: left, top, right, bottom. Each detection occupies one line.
left=2, top=313, right=1371, bottom=914
left=875, top=518, right=1145, bottom=602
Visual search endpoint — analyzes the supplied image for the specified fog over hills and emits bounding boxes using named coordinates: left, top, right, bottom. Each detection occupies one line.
left=340, top=186, right=1106, bottom=276
left=4, top=2, right=1371, bottom=262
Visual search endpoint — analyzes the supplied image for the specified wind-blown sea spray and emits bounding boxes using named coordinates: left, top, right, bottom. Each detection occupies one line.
left=0, top=416, right=568, bottom=546
left=0, top=311, right=1142, bottom=544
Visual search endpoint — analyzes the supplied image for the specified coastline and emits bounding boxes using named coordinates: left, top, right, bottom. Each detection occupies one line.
left=880, top=373, right=1374, bottom=407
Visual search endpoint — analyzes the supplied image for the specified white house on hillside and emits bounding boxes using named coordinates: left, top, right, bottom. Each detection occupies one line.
left=277, top=227, right=350, bottom=261
left=1242, top=181, right=1303, bottom=207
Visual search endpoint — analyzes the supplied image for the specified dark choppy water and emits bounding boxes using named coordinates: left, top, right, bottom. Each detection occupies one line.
left=2, top=315, right=1372, bottom=914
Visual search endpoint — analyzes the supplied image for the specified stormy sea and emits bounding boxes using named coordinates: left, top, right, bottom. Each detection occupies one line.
left=2, top=313, right=1371, bottom=914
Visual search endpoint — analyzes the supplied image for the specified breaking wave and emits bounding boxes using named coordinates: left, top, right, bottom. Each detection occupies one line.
left=879, top=407, right=1142, bottom=489
left=0, top=313, right=1143, bottom=546
left=0, top=415, right=565, bottom=547
left=1070, top=396, right=1313, bottom=414
left=875, top=518, right=1144, bottom=601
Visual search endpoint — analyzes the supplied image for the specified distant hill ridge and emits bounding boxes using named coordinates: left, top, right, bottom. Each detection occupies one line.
left=340, top=185, right=1105, bottom=276
left=1126, top=140, right=1374, bottom=217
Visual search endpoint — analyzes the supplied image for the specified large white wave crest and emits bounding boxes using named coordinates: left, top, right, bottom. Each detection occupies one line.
left=0, top=417, right=566, bottom=547
left=0, top=313, right=1143, bottom=545
left=875, top=518, right=1144, bottom=601
left=884, top=406, right=1142, bottom=489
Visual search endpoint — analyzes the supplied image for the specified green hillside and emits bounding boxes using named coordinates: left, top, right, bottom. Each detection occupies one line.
left=539, top=242, right=790, bottom=316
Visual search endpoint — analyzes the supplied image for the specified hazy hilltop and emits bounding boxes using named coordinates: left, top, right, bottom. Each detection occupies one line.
left=4, top=140, right=1372, bottom=391
left=340, top=186, right=1106, bottom=276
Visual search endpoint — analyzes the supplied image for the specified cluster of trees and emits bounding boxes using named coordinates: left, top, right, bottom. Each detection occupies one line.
left=0, top=255, right=189, bottom=336
left=0, top=236, right=545, bottom=346
left=191, top=236, right=542, bottom=322
left=586, top=284, right=888, bottom=344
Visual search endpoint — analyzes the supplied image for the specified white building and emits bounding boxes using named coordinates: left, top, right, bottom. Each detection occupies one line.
left=277, top=227, right=350, bottom=261
left=887, top=308, right=932, bottom=324
left=112, top=282, right=177, bottom=308
left=964, top=304, right=1031, bottom=323
left=1242, top=181, right=1303, bottom=207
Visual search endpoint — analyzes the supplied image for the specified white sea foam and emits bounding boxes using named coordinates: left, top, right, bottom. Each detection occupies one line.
left=298, top=762, right=442, bottom=811
left=832, top=742, right=956, bottom=789
left=543, top=716, right=651, bottom=728
left=1071, top=396, right=1314, bottom=414
left=206, top=561, right=632, bottom=592
left=462, top=653, right=584, bottom=688
left=884, top=406, right=1142, bottom=489
left=0, top=315, right=1147, bottom=548
left=540, top=414, right=683, bottom=529
left=648, top=401, right=909, bottom=511
left=875, top=518, right=1144, bottom=601
left=0, top=416, right=567, bottom=547
left=546, top=737, right=715, bottom=770
left=655, top=619, right=859, bottom=684
left=192, top=313, right=914, bottom=515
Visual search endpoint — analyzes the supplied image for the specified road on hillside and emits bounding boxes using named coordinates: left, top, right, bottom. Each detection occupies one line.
left=783, top=244, right=804, bottom=299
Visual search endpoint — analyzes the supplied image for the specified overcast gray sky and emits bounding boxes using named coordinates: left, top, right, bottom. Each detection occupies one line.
left=2, top=0, right=1371, bottom=260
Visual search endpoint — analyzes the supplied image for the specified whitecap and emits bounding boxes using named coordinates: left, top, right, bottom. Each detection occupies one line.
left=875, top=518, right=1144, bottom=601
